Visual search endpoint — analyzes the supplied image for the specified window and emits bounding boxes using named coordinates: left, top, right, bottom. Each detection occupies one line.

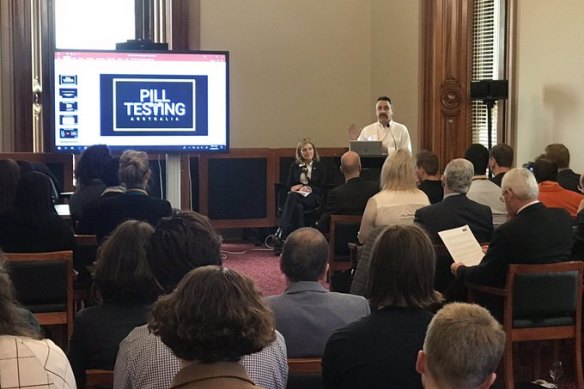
left=471, top=0, right=505, bottom=146
left=54, top=0, right=135, bottom=50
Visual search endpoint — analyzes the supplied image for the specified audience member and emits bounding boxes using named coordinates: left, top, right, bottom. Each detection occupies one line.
left=415, top=158, right=493, bottom=243
left=94, top=150, right=172, bottom=243
left=323, top=225, right=442, bottom=389
left=275, top=139, right=327, bottom=243
left=317, top=151, right=378, bottom=233
left=488, top=143, right=513, bottom=187
left=68, top=220, right=161, bottom=387
left=572, top=174, right=584, bottom=259
left=533, top=154, right=584, bottom=217
left=545, top=143, right=581, bottom=193
left=114, top=211, right=288, bottom=389
left=149, top=266, right=275, bottom=389
left=0, top=159, right=20, bottom=213
left=0, top=171, right=75, bottom=253
left=465, top=144, right=508, bottom=227
left=265, top=227, right=369, bottom=357
left=358, top=149, right=430, bottom=243
left=350, top=225, right=387, bottom=296
left=69, top=144, right=112, bottom=221
left=416, top=150, right=444, bottom=204
left=76, top=157, right=125, bottom=234
left=349, top=96, right=412, bottom=153
left=0, top=254, right=76, bottom=389
left=452, top=168, right=573, bottom=288
left=416, top=303, right=505, bottom=389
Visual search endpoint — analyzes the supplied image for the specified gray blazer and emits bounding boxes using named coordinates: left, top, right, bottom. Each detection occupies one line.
left=265, top=281, right=370, bottom=357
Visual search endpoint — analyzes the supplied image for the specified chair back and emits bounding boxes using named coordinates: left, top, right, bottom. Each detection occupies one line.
left=287, top=358, right=322, bottom=389
left=4, top=250, right=74, bottom=339
left=505, top=261, right=583, bottom=330
left=502, top=261, right=584, bottom=389
left=85, top=369, right=114, bottom=389
left=329, top=215, right=362, bottom=262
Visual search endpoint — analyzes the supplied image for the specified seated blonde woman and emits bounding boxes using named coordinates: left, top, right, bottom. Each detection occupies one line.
left=358, top=149, right=430, bottom=243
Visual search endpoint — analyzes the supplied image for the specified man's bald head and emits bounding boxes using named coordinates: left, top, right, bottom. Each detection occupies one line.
left=341, top=151, right=361, bottom=179
left=280, top=227, right=328, bottom=282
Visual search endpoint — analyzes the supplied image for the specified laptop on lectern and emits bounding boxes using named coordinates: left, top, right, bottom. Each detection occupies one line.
left=349, top=140, right=384, bottom=156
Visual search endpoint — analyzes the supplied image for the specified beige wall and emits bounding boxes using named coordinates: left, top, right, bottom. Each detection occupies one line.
left=193, top=0, right=420, bottom=149
left=514, top=0, right=584, bottom=173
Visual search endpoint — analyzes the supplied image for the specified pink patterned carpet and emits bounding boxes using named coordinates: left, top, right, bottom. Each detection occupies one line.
left=221, top=242, right=330, bottom=297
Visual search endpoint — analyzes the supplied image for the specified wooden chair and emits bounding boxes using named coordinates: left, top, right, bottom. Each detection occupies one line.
left=85, top=369, right=114, bottom=389
left=287, top=358, right=322, bottom=389
left=466, top=261, right=584, bottom=389
left=327, top=215, right=361, bottom=292
left=73, top=234, right=98, bottom=310
left=4, top=250, right=74, bottom=339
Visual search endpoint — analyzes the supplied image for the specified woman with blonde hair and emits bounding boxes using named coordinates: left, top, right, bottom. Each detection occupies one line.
left=358, top=149, right=429, bottom=243
left=274, top=138, right=327, bottom=243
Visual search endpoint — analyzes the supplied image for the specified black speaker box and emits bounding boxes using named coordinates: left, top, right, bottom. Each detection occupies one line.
left=471, top=80, right=508, bottom=100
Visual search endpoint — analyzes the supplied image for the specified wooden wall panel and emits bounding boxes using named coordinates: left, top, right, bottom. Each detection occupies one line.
left=420, top=0, right=473, bottom=171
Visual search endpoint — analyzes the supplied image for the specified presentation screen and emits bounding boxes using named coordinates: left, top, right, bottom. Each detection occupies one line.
left=51, top=49, right=229, bottom=153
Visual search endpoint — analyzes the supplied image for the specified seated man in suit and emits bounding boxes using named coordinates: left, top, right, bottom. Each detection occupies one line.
left=488, top=143, right=513, bottom=187
left=465, top=144, right=508, bottom=228
left=317, top=151, right=378, bottom=233
left=415, top=150, right=443, bottom=204
left=545, top=143, right=581, bottom=193
left=533, top=154, right=584, bottom=218
left=265, top=227, right=370, bottom=357
left=415, top=158, right=493, bottom=244
left=451, top=168, right=573, bottom=288
left=416, top=303, right=505, bottom=389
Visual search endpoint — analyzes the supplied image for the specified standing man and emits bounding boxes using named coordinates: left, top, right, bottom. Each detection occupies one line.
left=349, top=96, right=412, bottom=154
left=265, top=227, right=370, bottom=357
left=488, top=143, right=513, bottom=187
left=317, top=151, right=379, bottom=233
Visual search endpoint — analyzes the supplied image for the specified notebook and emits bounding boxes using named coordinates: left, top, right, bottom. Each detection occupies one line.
left=349, top=140, right=384, bottom=156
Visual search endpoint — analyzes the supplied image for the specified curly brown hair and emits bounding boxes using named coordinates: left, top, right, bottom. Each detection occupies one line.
left=149, top=266, right=275, bottom=363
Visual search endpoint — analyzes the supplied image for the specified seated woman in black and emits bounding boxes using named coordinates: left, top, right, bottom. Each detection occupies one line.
left=0, top=171, right=75, bottom=253
left=68, top=219, right=160, bottom=387
left=322, top=224, right=442, bottom=389
left=275, top=139, right=326, bottom=241
left=94, top=150, right=172, bottom=243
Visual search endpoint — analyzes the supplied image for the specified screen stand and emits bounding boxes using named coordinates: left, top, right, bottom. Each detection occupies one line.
left=165, top=154, right=181, bottom=209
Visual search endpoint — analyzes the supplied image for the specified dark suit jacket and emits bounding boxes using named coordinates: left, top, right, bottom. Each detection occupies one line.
left=286, top=161, right=327, bottom=199
left=458, top=202, right=573, bottom=287
left=94, top=191, right=172, bottom=243
left=414, top=194, right=493, bottom=244
left=318, top=177, right=379, bottom=233
left=558, top=168, right=581, bottom=193
left=490, top=172, right=506, bottom=187
left=573, top=210, right=584, bottom=259
left=418, top=179, right=444, bottom=204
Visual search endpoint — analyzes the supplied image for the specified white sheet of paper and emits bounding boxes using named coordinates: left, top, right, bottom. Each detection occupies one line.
left=438, top=225, right=485, bottom=266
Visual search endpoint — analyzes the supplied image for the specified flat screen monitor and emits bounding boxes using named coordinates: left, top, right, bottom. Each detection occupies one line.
left=51, top=49, right=229, bottom=153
